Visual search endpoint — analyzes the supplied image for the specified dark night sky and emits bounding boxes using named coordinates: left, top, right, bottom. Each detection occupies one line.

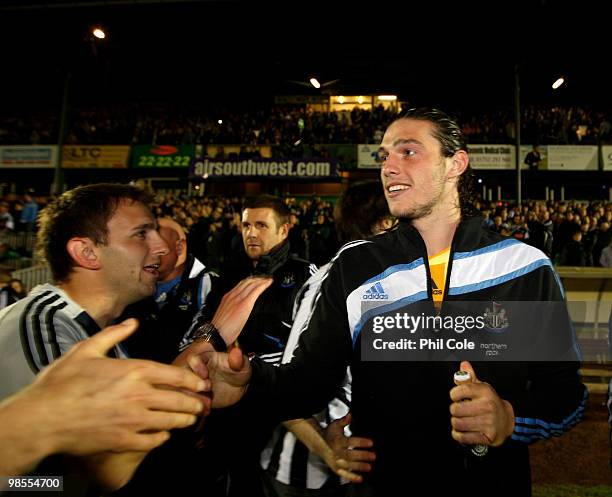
left=0, top=0, right=607, bottom=112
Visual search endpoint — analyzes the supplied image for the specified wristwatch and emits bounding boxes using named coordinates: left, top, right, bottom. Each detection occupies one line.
left=192, top=322, right=227, bottom=352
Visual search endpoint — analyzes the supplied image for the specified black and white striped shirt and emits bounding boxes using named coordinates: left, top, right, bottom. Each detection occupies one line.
left=0, top=283, right=127, bottom=400
left=260, top=249, right=366, bottom=489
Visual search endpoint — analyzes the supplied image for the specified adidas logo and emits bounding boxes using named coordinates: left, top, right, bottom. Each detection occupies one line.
left=363, top=282, right=389, bottom=300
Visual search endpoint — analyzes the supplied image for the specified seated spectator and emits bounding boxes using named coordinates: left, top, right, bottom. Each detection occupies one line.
left=9, top=278, right=26, bottom=299
left=0, top=270, right=20, bottom=310
left=560, top=230, right=587, bottom=266
left=0, top=202, right=14, bottom=231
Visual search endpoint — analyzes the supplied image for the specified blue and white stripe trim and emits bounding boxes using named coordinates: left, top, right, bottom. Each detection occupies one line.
left=347, top=259, right=428, bottom=346
left=448, top=240, right=563, bottom=297
left=511, top=388, right=588, bottom=443
left=351, top=291, right=428, bottom=347
left=452, top=238, right=522, bottom=260
left=283, top=240, right=371, bottom=364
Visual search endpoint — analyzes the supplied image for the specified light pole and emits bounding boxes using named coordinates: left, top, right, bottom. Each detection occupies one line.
left=52, top=72, right=71, bottom=195
left=51, top=27, right=107, bottom=195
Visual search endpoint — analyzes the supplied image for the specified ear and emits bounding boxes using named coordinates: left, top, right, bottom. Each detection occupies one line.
left=447, top=150, right=469, bottom=180
left=66, top=237, right=101, bottom=270
left=279, top=223, right=290, bottom=239
left=176, top=238, right=186, bottom=257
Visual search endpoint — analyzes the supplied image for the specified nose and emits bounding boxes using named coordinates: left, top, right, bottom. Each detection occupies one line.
left=151, top=231, right=170, bottom=256
left=246, top=226, right=258, bottom=238
left=381, top=152, right=400, bottom=177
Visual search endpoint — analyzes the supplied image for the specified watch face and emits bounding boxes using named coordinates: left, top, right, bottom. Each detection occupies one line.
left=192, top=323, right=213, bottom=341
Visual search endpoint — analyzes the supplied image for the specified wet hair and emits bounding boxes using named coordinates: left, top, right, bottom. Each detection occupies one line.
left=37, top=183, right=154, bottom=282
left=396, top=107, right=476, bottom=216
left=334, top=180, right=391, bottom=245
left=242, top=194, right=290, bottom=227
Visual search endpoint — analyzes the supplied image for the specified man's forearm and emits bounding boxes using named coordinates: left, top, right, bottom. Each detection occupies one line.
left=80, top=451, right=149, bottom=491
left=283, top=418, right=334, bottom=462
left=0, top=396, right=55, bottom=476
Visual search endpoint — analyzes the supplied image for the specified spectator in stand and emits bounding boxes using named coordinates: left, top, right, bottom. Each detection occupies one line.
left=560, top=229, right=587, bottom=266
left=0, top=270, right=20, bottom=310
left=9, top=278, right=26, bottom=299
left=524, top=145, right=542, bottom=171
left=19, top=192, right=39, bottom=232
left=481, top=209, right=494, bottom=229
left=287, top=210, right=308, bottom=260
left=580, top=222, right=597, bottom=267
left=510, top=214, right=529, bottom=242
left=556, top=211, right=579, bottom=259
left=0, top=201, right=15, bottom=231
left=535, top=210, right=553, bottom=256
left=492, top=215, right=507, bottom=234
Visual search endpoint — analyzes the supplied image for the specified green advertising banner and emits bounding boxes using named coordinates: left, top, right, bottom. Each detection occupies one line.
left=132, top=145, right=195, bottom=168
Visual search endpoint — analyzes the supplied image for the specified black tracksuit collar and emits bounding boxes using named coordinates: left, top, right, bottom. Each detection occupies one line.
left=397, top=214, right=485, bottom=254
left=253, top=240, right=291, bottom=276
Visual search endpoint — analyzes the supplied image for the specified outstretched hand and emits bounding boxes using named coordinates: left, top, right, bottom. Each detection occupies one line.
left=449, top=361, right=515, bottom=447
left=28, top=318, right=210, bottom=456
left=212, top=276, right=273, bottom=345
left=323, top=413, right=375, bottom=483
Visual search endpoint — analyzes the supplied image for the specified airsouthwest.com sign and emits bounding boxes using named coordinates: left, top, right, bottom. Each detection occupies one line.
left=190, top=158, right=338, bottom=179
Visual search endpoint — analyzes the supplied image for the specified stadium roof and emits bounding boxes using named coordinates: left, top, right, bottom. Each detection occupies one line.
left=0, top=1, right=607, bottom=110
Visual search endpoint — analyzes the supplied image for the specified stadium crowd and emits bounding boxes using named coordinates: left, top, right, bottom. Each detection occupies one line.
left=3, top=190, right=612, bottom=280
left=1, top=103, right=611, bottom=146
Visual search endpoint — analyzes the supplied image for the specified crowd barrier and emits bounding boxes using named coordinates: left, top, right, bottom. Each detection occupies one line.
left=11, top=265, right=52, bottom=293
left=1, top=231, right=36, bottom=254
left=557, top=266, right=612, bottom=393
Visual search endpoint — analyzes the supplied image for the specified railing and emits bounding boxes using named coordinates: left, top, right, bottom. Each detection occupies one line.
left=1, top=231, right=37, bottom=254
left=11, top=265, right=52, bottom=293
left=557, top=266, right=612, bottom=393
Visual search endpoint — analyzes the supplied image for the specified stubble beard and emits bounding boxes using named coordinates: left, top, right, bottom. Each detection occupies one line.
left=389, top=162, right=447, bottom=221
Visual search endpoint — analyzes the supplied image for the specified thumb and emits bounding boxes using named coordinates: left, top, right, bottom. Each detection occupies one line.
left=228, top=346, right=246, bottom=372
left=459, top=360, right=479, bottom=383
left=81, top=318, right=139, bottom=357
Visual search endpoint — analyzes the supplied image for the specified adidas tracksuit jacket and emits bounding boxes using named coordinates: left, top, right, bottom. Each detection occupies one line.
left=248, top=216, right=587, bottom=496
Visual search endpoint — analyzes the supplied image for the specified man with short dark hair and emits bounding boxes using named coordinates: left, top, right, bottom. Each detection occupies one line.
left=1, top=183, right=169, bottom=396
left=202, top=194, right=316, bottom=497
left=0, top=183, right=205, bottom=490
left=210, top=194, right=316, bottom=359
